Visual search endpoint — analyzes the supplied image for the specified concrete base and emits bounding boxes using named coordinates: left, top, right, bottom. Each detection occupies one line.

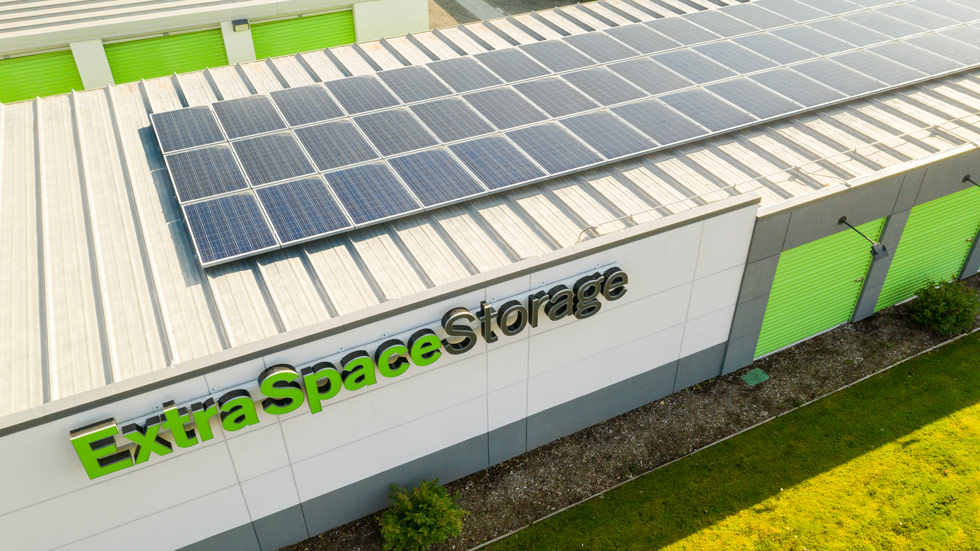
left=70, top=40, right=114, bottom=89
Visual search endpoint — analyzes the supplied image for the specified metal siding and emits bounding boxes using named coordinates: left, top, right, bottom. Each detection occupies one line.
left=755, top=218, right=885, bottom=358
left=0, top=50, right=82, bottom=103
left=875, top=187, right=980, bottom=311
left=105, top=29, right=228, bottom=84
left=252, top=11, right=356, bottom=60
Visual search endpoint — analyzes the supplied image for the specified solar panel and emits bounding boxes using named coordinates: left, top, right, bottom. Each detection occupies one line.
left=388, top=149, right=486, bottom=206
left=269, top=85, right=344, bottom=127
left=212, top=95, right=287, bottom=139
left=793, top=59, right=885, bottom=96
left=912, top=0, right=980, bottom=21
left=295, top=120, right=379, bottom=171
left=707, top=78, right=802, bottom=119
left=474, top=49, right=550, bottom=82
left=721, top=3, right=794, bottom=30
left=354, top=109, right=439, bottom=157
left=869, top=42, right=963, bottom=75
left=842, top=12, right=923, bottom=39
left=752, top=0, right=828, bottom=21
left=652, top=50, right=737, bottom=84
left=514, top=78, right=599, bottom=118
left=750, top=68, right=845, bottom=108
left=449, top=136, right=546, bottom=190
left=938, top=28, right=980, bottom=65
left=734, top=33, right=816, bottom=64
left=831, top=50, right=926, bottom=86
left=520, top=40, right=596, bottom=72
left=560, top=111, right=654, bottom=159
left=807, top=18, right=891, bottom=47
left=847, top=0, right=891, bottom=6
left=806, top=0, right=859, bottom=15
left=561, top=68, right=647, bottom=106
left=427, top=57, right=504, bottom=93
left=694, top=41, right=777, bottom=73
left=907, top=33, right=980, bottom=67
left=684, top=10, right=758, bottom=37
left=659, top=89, right=757, bottom=132
left=604, top=24, right=681, bottom=54
left=324, top=76, right=400, bottom=114
left=771, top=26, right=854, bottom=55
left=463, top=88, right=549, bottom=130
left=376, top=66, right=453, bottom=103
left=183, top=193, right=278, bottom=265
left=563, top=32, right=638, bottom=63
left=232, top=133, right=315, bottom=186
left=151, top=107, right=224, bottom=153
left=166, top=145, right=248, bottom=202
left=878, top=4, right=955, bottom=31
left=611, top=99, right=708, bottom=145
left=323, top=163, right=421, bottom=224
left=255, top=178, right=351, bottom=243
left=607, top=58, right=693, bottom=95
left=410, top=98, right=495, bottom=142
left=645, top=17, right=720, bottom=45
left=506, top=124, right=604, bottom=173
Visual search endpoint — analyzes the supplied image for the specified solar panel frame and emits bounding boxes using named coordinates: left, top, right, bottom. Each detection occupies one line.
left=842, top=11, right=924, bottom=39
left=907, top=33, right=980, bottom=67
left=353, top=109, right=440, bottom=157
left=427, top=57, right=505, bottom=93
left=911, top=0, right=980, bottom=21
left=212, top=95, right=287, bottom=139
left=323, top=163, right=422, bottom=225
left=166, top=145, right=249, bottom=202
left=255, top=177, right=352, bottom=244
left=294, top=120, right=380, bottom=171
left=409, top=98, right=496, bottom=142
left=231, top=132, right=317, bottom=186
left=603, top=24, right=681, bottom=54
left=749, top=68, right=846, bottom=108
left=721, top=3, right=794, bottom=30
left=561, top=68, right=647, bottom=106
left=463, top=87, right=550, bottom=130
left=878, top=4, right=956, bottom=31
left=869, top=41, right=963, bottom=75
left=611, top=99, right=709, bottom=146
left=831, top=49, right=926, bottom=86
left=645, top=17, right=720, bottom=45
left=607, top=58, right=694, bottom=95
left=706, top=78, right=803, bottom=120
left=792, top=58, right=887, bottom=96
left=448, top=136, right=547, bottom=190
left=376, top=66, right=454, bottom=103
left=269, top=85, right=345, bottom=127
left=563, top=32, right=639, bottom=63
left=324, top=75, right=401, bottom=115
left=806, top=0, right=860, bottom=15
left=182, top=192, right=279, bottom=266
left=807, top=17, right=892, bottom=47
left=652, top=50, right=738, bottom=84
left=474, top=49, right=551, bottom=82
left=519, top=40, right=597, bottom=72
left=559, top=111, right=655, bottom=159
left=733, top=33, right=818, bottom=64
left=694, top=41, right=778, bottom=73
left=659, top=88, right=757, bottom=132
left=684, top=10, right=758, bottom=37
left=150, top=107, right=225, bottom=153
left=752, top=0, right=829, bottom=22
left=513, top=78, right=600, bottom=118
left=388, top=149, right=488, bottom=207
left=771, top=25, right=855, bottom=56
left=506, top=123, right=605, bottom=174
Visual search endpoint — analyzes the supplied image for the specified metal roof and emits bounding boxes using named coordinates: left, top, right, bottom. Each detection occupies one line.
left=4, top=0, right=980, bottom=419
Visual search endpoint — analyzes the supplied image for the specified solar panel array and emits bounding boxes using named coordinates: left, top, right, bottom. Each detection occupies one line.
left=152, top=0, right=980, bottom=266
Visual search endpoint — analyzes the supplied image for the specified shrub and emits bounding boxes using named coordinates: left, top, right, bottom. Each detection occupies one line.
left=907, top=278, right=980, bottom=336
left=379, top=479, right=467, bottom=551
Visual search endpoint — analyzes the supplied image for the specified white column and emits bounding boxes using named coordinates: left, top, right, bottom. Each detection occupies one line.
left=69, top=40, right=114, bottom=89
left=353, top=0, right=429, bottom=42
left=221, top=20, right=257, bottom=64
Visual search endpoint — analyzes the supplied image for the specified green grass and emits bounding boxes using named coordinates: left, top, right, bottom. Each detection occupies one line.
left=487, top=333, right=980, bottom=551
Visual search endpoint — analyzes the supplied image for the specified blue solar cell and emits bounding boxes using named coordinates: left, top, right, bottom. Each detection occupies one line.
left=354, top=109, right=439, bottom=156
left=771, top=26, right=853, bottom=56
left=878, top=4, right=956, bottom=31
left=377, top=66, right=453, bottom=103
left=514, top=78, right=599, bottom=118
left=323, top=163, right=421, bottom=224
left=324, top=76, right=400, bottom=115
left=911, top=0, right=980, bottom=21
left=269, top=85, right=344, bottom=126
left=607, top=58, right=693, bottom=95
left=611, top=99, right=708, bottom=145
left=427, top=57, right=504, bottom=93
left=792, top=59, right=885, bottom=96
left=684, top=10, right=758, bottom=37
left=721, top=3, right=794, bottom=29
left=388, top=149, right=486, bottom=206
left=868, top=42, right=962, bottom=75
left=937, top=28, right=980, bottom=65
left=652, top=50, right=737, bottom=84
left=694, top=41, right=777, bottom=73
left=255, top=177, right=351, bottom=243
left=604, top=24, right=681, bottom=54
left=506, top=124, right=604, bottom=173
left=645, top=17, right=720, bottom=45
left=474, top=49, right=550, bottom=82
left=831, top=50, right=925, bottom=86
left=842, top=11, right=923, bottom=39
left=734, top=33, right=816, bottom=64
left=231, top=133, right=315, bottom=186
left=561, top=68, right=646, bottom=106
left=151, top=107, right=225, bottom=153
left=659, top=89, right=757, bottom=132
left=183, top=193, right=278, bottom=265
left=212, top=95, right=286, bottom=139
left=520, top=40, right=596, bottom=72
left=707, top=78, right=802, bottom=119
left=906, top=34, right=980, bottom=67
left=560, top=111, right=654, bottom=159
left=463, top=88, right=549, bottom=130
left=294, top=120, right=379, bottom=171
left=409, top=98, right=495, bottom=142
left=807, top=18, right=891, bottom=47
left=750, top=68, right=845, bottom=108
left=563, top=33, right=639, bottom=63
left=165, top=145, right=248, bottom=202
left=449, top=136, right=546, bottom=190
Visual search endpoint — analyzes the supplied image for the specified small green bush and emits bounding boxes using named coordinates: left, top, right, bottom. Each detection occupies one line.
left=907, top=278, right=980, bottom=336
left=379, top=479, right=467, bottom=551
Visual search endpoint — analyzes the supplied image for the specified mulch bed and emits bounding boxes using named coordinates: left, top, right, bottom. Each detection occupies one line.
left=285, top=275, right=980, bottom=551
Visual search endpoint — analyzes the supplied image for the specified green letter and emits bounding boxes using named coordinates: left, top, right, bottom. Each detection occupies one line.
left=375, top=339, right=410, bottom=378
left=190, top=398, right=218, bottom=442
left=161, top=401, right=198, bottom=448
left=302, top=362, right=343, bottom=414
left=342, top=351, right=377, bottom=391
left=409, top=328, right=442, bottom=367
left=69, top=419, right=133, bottom=480
left=218, top=390, right=260, bottom=432
left=258, top=365, right=304, bottom=415
left=121, top=416, right=173, bottom=464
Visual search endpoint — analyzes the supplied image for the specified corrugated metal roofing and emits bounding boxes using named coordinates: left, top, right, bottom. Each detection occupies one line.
left=4, top=0, right=980, bottom=418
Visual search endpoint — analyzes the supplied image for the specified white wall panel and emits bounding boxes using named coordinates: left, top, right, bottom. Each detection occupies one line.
left=241, top=466, right=301, bottom=521
left=226, top=423, right=291, bottom=482
left=488, top=382, right=527, bottom=430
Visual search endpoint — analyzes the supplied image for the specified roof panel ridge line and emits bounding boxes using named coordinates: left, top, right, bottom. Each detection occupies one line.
left=318, top=45, right=353, bottom=78
left=261, top=57, right=292, bottom=90
left=528, top=11, right=571, bottom=37
left=553, top=7, right=596, bottom=32
left=575, top=3, right=621, bottom=26
left=67, top=90, right=115, bottom=388
left=232, top=63, right=259, bottom=96
left=420, top=210, right=485, bottom=274
left=404, top=32, right=440, bottom=62
left=248, top=261, right=287, bottom=335
left=340, top=235, right=390, bottom=304
left=598, top=1, right=643, bottom=22
left=291, top=52, right=324, bottom=83
left=31, top=97, right=51, bottom=404
left=381, top=226, right=437, bottom=290
left=647, top=0, right=685, bottom=16
left=351, top=42, right=384, bottom=72
left=504, top=16, right=546, bottom=42
left=200, top=68, right=225, bottom=102
left=619, top=0, right=665, bottom=19
left=456, top=23, right=495, bottom=51
left=480, top=19, right=522, bottom=46
left=379, top=37, right=413, bottom=66
left=430, top=28, right=468, bottom=57
left=102, top=85, right=174, bottom=368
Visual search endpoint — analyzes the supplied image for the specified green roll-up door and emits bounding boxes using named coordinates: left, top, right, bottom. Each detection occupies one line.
left=875, top=187, right=980, bottom=311
left=0, top=50, right=83, bottom=103
left=105, top=29, right=228, bottom=84
left=252, top=11, right=356, bottom=59
left=756, top=218, right=885, bottom=358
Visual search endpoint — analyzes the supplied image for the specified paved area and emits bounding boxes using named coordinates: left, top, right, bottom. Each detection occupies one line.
left=429, top=0, right=581, bottom=27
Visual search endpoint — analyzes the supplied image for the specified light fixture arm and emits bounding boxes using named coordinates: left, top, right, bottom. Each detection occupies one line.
left=838, top=216, right=877, bottom=246
left=964, top=175, right=980, bottom=189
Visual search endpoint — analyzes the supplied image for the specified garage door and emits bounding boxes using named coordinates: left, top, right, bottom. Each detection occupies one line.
left=105, top=29, right=228, bottom=84
left=0, top=50, right=83, bottom=103
left=875, top=187, right=980, bottom=311
left=756, top=218, right=885, bottom=358
left=252, top=11, right=356, bottom=59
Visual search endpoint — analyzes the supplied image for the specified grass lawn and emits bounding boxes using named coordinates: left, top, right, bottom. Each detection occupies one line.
left=486, top=333, right=980, bottom=551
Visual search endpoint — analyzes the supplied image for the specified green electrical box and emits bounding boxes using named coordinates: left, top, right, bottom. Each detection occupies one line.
left=105, top=29, right=228, bottom=84
left=252, top=11, right=356, bottom=59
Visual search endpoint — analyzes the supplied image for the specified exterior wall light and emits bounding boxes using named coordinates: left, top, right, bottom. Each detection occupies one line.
left=964, top=175, right=980, bottom=189
left=838, top=216, right=888, bottom=259
left=232, top=19, right=250, bottom=32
